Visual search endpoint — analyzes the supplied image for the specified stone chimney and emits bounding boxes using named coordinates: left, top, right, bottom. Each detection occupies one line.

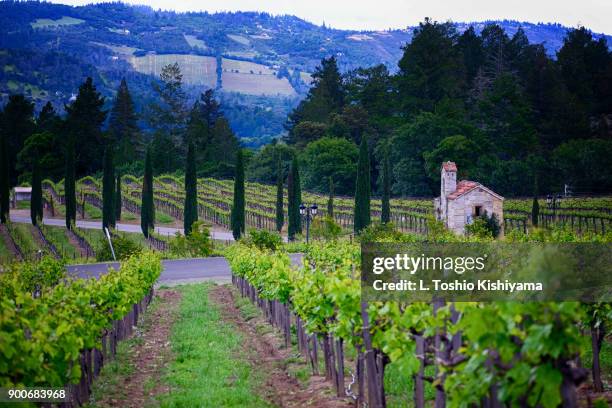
left=441, top=161, right=457, bottom=198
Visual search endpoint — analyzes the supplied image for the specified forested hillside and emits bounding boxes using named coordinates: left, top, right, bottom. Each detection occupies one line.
left=1, top=1, right=610, bottom=146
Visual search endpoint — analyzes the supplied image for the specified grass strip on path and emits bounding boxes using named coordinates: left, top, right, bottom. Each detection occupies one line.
left=159, top=283, right=272, bottom=408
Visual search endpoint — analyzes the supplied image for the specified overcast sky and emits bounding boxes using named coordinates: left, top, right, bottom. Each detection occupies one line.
left=49, top=0, right=612, bottom=34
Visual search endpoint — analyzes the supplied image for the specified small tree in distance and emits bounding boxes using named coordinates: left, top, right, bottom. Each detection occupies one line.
left=381, top=146, right=391, bottom=224
left=184, top=142, right=198, bottom=235
left=141, top=146, right=155, bottom=238
left=287, top=155, right=302, bottom=241
left=327, top=176, right=334, bottom=218
left=115, top=173, right=122, bottom=222
left=102, top=144, right=116, bottom=230
left=354, top=136, right=371, bottom=233
left=275, top=154, right=284, bottom=232
left=30, top=157, right=43, bottom=226
left=230, top=149, right=245, bottom=240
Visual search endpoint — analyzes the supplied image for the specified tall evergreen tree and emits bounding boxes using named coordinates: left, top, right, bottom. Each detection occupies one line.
left=30, top=157, right=42, bottom=226
left=102, top=145, right=116, bottom=230
left=64, top=140, right=76, bottom=229
left=230, top=150, right=245, bottom=240
left=64, top=77, right=107, bottom=175
left=381, top=147, right=391, bottom=224
left=286, top=56, right=345, bottom=144
left=115, top=173, right=122, bottom=222
left=354, top=137, right=371, bottom=233
left=184, top=142, right=198, bottom=235
left=531, top=177, right=540, bottom=227
left=327, top=176, right=334, bottom=218
left=397, top=18, right=463, bottom=114
left=0, top=132, right=9, bottom=224
left=109, top=78, right=139, bottom=164
left=0, top=94, right=34, bottom=186
left=150, top=63, right=188, bottom=143
left=287, top=155, right=302, bottom=240
left=141, top=146, right=155, bottom=238
left=275, top=154, right=284, bottom=232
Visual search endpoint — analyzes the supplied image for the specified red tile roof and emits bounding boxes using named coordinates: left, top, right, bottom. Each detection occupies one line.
left=442, top=161, right=457, bottom=172
left=447, top=180, right=479, bottom=200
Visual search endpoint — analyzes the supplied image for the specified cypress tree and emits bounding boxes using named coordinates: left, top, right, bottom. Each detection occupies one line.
left=141, top=146, right=155, bottom=237
left=275, top=154, right=284, bottom=232
left=287, top=155, right=302, bottom=240
left=30, top=157, right=43, bottom=226
left=64, top=140, right=76, bottom=230
left=381, top=147, right=391, bottom=224
left=294, top=157, right=302, bottom=233
left=354, top=136, right=371, bottom=233
left=327, top=176, right=334, bottom=218
left=531, top=178, right=539, bottom=227
left=115, top=173, right=122, bottom=222
left=102, top=144, right=116, bottom=230
left=230, top=149, right=245, bottom=240
left=0, top=134, right=9, bottom=224
left=184, top=142, right=198, bottom=235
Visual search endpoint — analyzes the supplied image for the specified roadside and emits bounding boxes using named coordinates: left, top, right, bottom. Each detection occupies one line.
left=9, top=211, right=237, bottom=241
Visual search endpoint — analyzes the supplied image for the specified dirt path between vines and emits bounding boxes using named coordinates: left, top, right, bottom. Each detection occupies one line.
left=209, top=285, right=352, bottom=408
left=91, top=290, right=181, bottom=408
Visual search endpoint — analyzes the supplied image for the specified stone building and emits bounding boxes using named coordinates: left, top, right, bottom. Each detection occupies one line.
left=433, top=161, right=504, bottom=235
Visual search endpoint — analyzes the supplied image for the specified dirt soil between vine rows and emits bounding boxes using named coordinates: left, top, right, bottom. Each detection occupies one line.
left=209, top=285, right=352, bottom=408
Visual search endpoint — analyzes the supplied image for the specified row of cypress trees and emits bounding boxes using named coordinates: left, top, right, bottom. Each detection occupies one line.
left=267, top=136, right=392, bottom=239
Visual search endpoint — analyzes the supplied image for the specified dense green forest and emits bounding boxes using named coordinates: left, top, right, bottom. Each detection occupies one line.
left=281, top=20, right=612, bottom=197
left=1, top=1, right=611, bottom=147
left=0, top=11, right=611, bottom=200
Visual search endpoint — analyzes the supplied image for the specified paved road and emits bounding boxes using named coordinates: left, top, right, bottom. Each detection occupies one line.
left=10, top=214, right=236, bottom=241
left=67, top=254, right=304, bottom=285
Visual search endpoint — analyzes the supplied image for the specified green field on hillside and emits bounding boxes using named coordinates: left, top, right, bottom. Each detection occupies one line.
left=31, top=16, right=85, bottom=28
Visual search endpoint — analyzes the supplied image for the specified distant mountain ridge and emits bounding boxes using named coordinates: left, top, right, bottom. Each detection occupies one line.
left=1, top=1, right=611, bottom=145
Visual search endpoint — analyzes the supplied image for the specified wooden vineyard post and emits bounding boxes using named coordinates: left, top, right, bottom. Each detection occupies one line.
left=414, top=334, right=425, bottom=408
left=360, top=300, right=384, bottom=408
left=336, top=338, right=346, bottom=397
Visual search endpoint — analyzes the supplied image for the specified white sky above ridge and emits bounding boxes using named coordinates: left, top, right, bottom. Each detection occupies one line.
left=47, top=0, right=612, bottom=34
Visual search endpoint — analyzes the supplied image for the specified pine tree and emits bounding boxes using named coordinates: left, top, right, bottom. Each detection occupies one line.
left=64, top=77, right=107, bottom=175
left=275, top=154, right=284, bottom=232
left=102, top=144, right=115, bottom=230
left=287, top=155, right=302, bottom=240
left=230, top=150, right=245, bottom=240
left=184, top=142, right=198, bottom=235
left=141, top=146, right=155, bottom=237
left=327, top=176, right=334, bottom=218
left=115, top=173, right=122, bottom=222
left=30, top=157, right=42, bottom=226
left=109, top=78, right=139, bottom=164
left=64, top=140, right=76, bottom=229
left=354, top=137, right=371, bottom=233
left=0, top=133, right=9, bottom=224
left=381, top=147, right=391, bottom=224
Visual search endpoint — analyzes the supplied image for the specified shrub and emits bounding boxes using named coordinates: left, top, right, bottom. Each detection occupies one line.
left=169, top=221, right=213, bottom=258
left=358, top=222, right=409, bottom=243
left=96, top=233, right=142, bottom=261
left=466, top=212, right=500, bottom=239
left=311, top=216, right=342, bottom=241
left=242, top=229, right=283, bottom=251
